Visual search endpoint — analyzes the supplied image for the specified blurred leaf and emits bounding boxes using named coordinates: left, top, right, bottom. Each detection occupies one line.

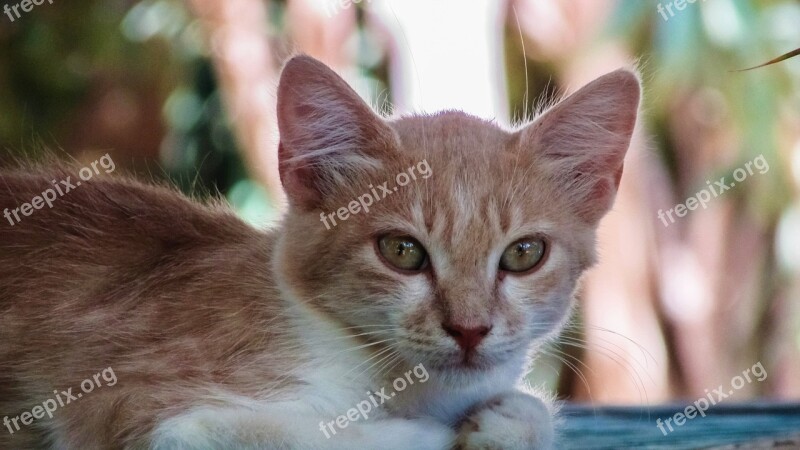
left=735, top=46, right=800, bottom=71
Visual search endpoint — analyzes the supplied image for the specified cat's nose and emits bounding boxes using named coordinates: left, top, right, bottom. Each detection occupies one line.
left=442, top=322, right=492, bottom=351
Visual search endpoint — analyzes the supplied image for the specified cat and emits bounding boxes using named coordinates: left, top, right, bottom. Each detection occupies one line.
left=0, top=55, right=640, bottom=449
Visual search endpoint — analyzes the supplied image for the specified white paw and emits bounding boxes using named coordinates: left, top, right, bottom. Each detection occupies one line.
left=455, top=392, right=554, bottom=450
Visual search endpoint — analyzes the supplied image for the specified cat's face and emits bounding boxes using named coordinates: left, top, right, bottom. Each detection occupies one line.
left=274, top=56, right=640, bottom=379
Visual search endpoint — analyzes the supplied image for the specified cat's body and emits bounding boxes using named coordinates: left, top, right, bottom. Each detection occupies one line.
left=0, top=56, right=640, bottom=449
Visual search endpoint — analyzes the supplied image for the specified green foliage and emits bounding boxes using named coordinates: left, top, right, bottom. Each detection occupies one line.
left=606, top=0, right=799, bottom=219
left=0, top=0, right=248, bottom=201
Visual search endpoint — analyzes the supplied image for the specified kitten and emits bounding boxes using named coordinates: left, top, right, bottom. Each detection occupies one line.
left=0, top=55, right=640, bottom=449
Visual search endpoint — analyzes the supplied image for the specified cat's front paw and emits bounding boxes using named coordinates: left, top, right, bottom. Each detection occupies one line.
left=455, top=392, right=554, bottom=450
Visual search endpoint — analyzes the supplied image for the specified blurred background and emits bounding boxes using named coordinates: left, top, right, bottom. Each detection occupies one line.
left=1, top=0, right=798, bottom=406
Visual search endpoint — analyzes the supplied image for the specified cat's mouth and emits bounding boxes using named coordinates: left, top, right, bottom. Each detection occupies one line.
left=397, top=332, right=524, bottom=375
left=422, top=348, right=507, bottom=373
left=455, top=355, right=493, bottom=372
left=457, top=348, right=489, bottom=368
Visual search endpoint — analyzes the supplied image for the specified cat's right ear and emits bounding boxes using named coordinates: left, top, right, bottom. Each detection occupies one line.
left=276, top=55, right=398, bottom=210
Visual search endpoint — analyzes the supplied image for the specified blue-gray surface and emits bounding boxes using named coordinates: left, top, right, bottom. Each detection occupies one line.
left=561, top=402, right=800, bottom=449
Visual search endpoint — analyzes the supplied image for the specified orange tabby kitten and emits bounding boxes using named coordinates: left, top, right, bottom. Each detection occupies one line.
left=0, top=56, right=640, bottom=449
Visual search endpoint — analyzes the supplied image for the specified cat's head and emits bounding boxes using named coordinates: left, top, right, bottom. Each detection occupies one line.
left=273, top=56, right=640, bottom=379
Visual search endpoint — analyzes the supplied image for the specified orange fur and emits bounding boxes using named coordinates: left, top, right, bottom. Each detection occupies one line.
left=0, top=55, right=639, bottom=449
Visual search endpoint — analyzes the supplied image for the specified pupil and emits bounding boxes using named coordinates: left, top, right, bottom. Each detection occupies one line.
left=398, top=242, right=411, bottom=255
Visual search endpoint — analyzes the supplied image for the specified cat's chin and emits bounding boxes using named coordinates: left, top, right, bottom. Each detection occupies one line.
left=414, top=354, right=524, bottom=389
left=447, top=360, right=494, bottom=373
left=421, top=351, right=514, bottom=376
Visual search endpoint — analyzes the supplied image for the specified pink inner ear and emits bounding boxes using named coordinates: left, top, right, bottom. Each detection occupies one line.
left=586, top=165, right=624, bottom=218
left=278, top=142, right=322, bottom=210
left=614, top=164, right=624, bottom=189
left=566, top=160, right=625, bottom=222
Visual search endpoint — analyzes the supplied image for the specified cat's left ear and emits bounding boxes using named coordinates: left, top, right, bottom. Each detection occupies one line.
left=277, top=55, right=398, bottom=210
left=518, top=69, right=641, bottom=223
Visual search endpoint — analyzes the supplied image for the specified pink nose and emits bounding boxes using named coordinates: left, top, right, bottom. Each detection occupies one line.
left=442, top=323, right=492, bottom=351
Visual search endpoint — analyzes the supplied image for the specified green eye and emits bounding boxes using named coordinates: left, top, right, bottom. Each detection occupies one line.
left=378, top=235, right=428, bottom=272
left=499, top=238, right=547, bottom=273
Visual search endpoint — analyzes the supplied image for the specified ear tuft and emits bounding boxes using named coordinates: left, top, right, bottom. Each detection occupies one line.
left=277, top=55, right=397, bottom=210
left=519, top=68, right=641, bottom=223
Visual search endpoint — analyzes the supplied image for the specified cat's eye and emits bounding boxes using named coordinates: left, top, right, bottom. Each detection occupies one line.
left=377, top=235, right=429, bottom=272
left=499, top=237, right=547, bottom=273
